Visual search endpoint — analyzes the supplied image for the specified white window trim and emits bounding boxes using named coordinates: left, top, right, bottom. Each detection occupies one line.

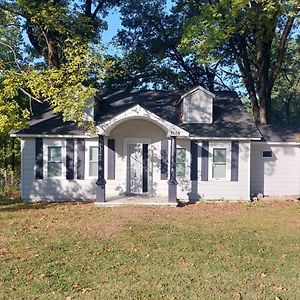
left=176, top=147, right=188, bottom=178
left=85, top=139, right=98, bottom=179
left=89, top=145, right=99, bottom=177
left=208, top=142, right=231, bottom=181
left=43, top=139, right=66, bottom=179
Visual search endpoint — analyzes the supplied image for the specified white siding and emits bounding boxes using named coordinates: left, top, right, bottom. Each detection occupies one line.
left=182, top=89, right=213, bottom=124
left=197, top=141, right=251, bottom=200
left=170, top=140, right=251, bottom=201
left=21, top=138, right=96, bottom=200
left=250, top=142, right=300, bottom=196
left=21, top=136, right=252, bottom=201
left=21, top=119, right=172, bottom=200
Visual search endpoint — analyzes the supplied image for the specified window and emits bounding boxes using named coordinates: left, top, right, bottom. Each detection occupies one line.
left=89, top=146, right=98, bottom=176
left=262, top=150, right=272, bottom=158
left=48, top=146, right=62, bottom=177
left=212, top=148, right=226, bottom=179
left=176, top=148, right=186, bottom=177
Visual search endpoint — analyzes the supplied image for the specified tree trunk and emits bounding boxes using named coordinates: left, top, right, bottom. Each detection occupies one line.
left=3, top=139, right=7, bottom=186
left=285, top=97, right=291, bottom=124
left=205, top=66, right=215, bottom=92
left=257, top=90, right=272, bottom=124
left=46, top=31, right=60, bottom=69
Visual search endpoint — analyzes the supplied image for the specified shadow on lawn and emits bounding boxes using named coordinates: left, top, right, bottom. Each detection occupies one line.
left=0, top=196, right=95, bottom=212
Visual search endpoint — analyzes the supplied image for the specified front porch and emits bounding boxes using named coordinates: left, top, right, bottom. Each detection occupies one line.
left=95, top=194, right=178, bottom=207
left=94, top=104, right=191, bottom=205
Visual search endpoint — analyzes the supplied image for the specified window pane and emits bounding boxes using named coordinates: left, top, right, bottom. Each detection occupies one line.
left=48, top=162, right=62, bottom=177
left=48, top=147, right=61, bottom=162
left=176, top=148, right=186, bottom=164
left=89, top=162, right=98, bottom=176
left=212, top=164, right=226, bottom=178
left=176, top=148, right=186, bottom=177
left=213, top=148, right=226, bottom=163
left=89, top=147, right=98, bottom=161
left=263, top=150, right=272, bottom=158
left=176, top=163, right=185, bottom=177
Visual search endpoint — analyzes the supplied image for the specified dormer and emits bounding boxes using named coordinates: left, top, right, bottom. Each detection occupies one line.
left=83, top=96, right=95, bottom=121
left=180, top=86, right=215, bottom=124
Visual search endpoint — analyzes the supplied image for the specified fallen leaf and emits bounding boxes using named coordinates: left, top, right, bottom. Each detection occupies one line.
left=81, top=288, right=92, bottom=294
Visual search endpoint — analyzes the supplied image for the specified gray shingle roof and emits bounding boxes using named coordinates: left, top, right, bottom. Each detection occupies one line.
left=182, top=92, right=261, bottom=138
left=258, top=125, right=300, bottom=142
left=11, top=102, right=85, bottom=136
left=95, top=89, right=182, bottom=125
left=12, top=88, right=266, bottom=140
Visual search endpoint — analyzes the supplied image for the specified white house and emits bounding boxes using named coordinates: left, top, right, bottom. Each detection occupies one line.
left=10, top=86, right=300, bottom=204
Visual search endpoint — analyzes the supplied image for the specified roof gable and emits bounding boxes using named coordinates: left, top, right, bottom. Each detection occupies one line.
left=97, top=104, right=189, bottom=137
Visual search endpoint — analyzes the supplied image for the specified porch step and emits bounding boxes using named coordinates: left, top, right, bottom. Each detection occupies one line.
left=95, top=201, right=177, bottom=207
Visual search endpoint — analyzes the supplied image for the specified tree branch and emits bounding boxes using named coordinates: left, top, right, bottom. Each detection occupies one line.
left=19, top=87, right=43, bottom=103
left=0, top=41, right=22, bottom=72
left=270, top=11, right=299, bottom=90
left=92, top=0, right=106, bottom=19
left=219, top=67, right=243, bottom=78
left=85, top=0, right=92, bottom=17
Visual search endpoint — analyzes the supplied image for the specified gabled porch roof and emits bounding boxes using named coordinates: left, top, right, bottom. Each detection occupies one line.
left=97, top=104, right=189, bottom=137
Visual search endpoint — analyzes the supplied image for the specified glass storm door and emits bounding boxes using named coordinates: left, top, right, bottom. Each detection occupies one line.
left=127, top=143, right=148, bottom=194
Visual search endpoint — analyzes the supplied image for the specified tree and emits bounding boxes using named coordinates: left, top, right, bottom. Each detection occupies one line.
left=106, top=0, right=224, bottom=91
left=0, top=9, right=28, bottom=134
left=0, top=1, right=120, bottom=191
left=181, top=0, right=300, bottom=124
left=272, top=39, right=300, bottom=124
left=0, top=0, right=119, bottom=133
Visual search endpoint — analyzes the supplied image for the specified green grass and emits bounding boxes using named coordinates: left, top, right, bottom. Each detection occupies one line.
left=1, top=198, right=300, bottom=299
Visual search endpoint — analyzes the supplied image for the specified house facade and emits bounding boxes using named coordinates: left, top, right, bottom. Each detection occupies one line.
left=11, top=86, right=300, bottom=203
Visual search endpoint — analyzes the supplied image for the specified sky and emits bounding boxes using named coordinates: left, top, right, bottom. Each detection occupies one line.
left=102, top=8, right=122, bottom=47
left=101, top=0, right=174, bottom=54
left=21, top=1, right=175, bottom=56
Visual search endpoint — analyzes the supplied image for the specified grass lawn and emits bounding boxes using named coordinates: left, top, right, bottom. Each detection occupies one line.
left=1, top=198, right=300, bottom=299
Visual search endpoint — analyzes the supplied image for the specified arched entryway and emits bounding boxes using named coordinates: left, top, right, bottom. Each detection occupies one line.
left=109, top=118, right=167, bottom=196
left=95, top=105, right=189, bottom=203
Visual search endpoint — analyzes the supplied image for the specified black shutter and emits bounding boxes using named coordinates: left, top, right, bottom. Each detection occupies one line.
left=201, top=141, right=209, bottom=181
left=142, top=144, right=148, bottom=193
left=35, top=138, right=43, bottom=180
left=66, top=139, right=74, bottom=180
left=231, top=141, right=239, bottom=181
left=161, top=140, right=168, bottom=180
left=77, top=139, right=85, bottom=180
left=107, top=139, right=115, bottom=180
left=190, top=140, right=198, bottom=181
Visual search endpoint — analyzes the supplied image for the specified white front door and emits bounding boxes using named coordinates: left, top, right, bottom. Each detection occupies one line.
left=127, top=143, right=143, bottom=194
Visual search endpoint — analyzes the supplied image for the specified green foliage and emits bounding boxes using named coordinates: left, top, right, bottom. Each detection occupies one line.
left=0, top=1, right=117, bottom=135
left=0, top=135, right=20, bottom=196
left=181, top=0, right=300, bottom=123
left=272, top=40, right=300, bottom=124
left=0, top=39, right=113, bottom=132
left=106, top=0, right=222, bottom=90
